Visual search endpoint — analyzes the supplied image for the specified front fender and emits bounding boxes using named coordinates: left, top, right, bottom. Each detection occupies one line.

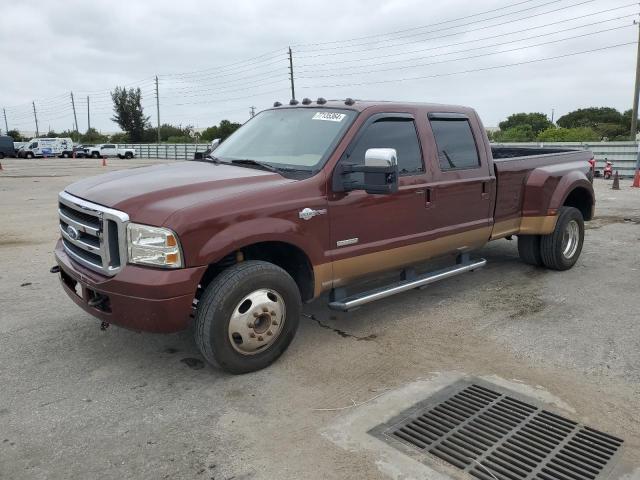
left=195, top=216, right=324, bottom=267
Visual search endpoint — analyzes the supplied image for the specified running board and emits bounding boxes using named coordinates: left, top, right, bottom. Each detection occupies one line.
left=328, top=258, right=487, bottom=312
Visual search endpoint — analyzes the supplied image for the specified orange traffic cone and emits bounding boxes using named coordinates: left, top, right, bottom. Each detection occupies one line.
left=633, top=169, right=640, bottom=188
left=612, top=171, right=620, bottom=190
left=101, top=156, right=107, bottom=167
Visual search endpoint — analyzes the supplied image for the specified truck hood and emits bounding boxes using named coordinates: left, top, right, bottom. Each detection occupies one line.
left=65, top=161, right=292, bottom=226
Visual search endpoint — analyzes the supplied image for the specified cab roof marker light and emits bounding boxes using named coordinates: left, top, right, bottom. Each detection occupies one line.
left=273, top=101, right=282, bottom=107
left=344, top=98, right=355, bottom=106
left=301, top=98, right=312, bottom=105
left=316, top=97, right=327, bottom=105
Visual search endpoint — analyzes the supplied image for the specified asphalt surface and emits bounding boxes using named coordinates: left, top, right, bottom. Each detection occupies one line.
left=0, top=157, right=639, bottom=480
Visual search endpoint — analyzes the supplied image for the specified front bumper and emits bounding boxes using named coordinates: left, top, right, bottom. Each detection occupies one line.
left=54, top=239, right=207, bottom=333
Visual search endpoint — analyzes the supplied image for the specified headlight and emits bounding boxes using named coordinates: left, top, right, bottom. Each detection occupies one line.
left=126, top=223, right=183, bottom=268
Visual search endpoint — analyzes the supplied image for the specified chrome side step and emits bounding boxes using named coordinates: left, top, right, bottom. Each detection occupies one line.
left=328, top=258, right=487, bottom=311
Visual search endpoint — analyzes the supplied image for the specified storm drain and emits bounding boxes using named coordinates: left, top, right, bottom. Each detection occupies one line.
left=370, top=381, right=623, bottom=480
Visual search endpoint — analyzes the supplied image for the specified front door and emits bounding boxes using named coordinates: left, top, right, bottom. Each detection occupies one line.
left=328, top=113, right=430, bottom=287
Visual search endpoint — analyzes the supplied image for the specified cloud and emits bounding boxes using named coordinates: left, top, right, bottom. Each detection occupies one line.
left=1, top=0, right=635, bottom=133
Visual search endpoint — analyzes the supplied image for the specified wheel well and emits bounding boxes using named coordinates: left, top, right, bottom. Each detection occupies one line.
left=563, top=187, right=593, bottom=221
left=199, top=242, right=315, bottom=302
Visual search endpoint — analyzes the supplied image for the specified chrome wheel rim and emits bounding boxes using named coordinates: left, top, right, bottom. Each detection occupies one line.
left=562, top=220, right=580, bottom=259
left=228, top=289, right=286, bottom=355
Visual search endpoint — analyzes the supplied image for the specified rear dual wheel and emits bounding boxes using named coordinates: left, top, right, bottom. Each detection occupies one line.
left=194, top=260, right=301, bottom=374
left=517, top=207, right=584, bottom=270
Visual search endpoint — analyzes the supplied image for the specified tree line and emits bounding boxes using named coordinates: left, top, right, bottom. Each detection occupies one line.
left=6, top=86, right=242, bottom=144
left=490, top=107, right=637, bottom=142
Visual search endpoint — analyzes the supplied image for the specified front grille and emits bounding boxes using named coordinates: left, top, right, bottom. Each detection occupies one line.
left=58, top=191, right=129, bottom=276
left=372, top=381, right=624, bottom=480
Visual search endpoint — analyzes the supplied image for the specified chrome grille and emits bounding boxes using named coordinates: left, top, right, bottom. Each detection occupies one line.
left=58, top=191, right=129, bottom=276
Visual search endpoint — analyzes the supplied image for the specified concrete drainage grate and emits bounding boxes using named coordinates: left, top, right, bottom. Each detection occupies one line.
left=370, top=380, right=624, bottom=480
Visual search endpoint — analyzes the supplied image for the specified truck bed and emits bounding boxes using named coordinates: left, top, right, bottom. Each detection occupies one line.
left=491, top=146, right=578, bottom=159
left=490, top=146, right=593, bottom=230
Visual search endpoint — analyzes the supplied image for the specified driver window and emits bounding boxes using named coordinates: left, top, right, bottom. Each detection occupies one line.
left=347, top=118, right=423, bottom=176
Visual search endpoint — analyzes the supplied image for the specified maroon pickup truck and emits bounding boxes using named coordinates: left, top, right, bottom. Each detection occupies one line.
left=54, top=99, right=594, bottom=373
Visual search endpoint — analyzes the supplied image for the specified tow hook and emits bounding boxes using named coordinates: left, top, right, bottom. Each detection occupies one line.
left=50, top=265, right=60, bottom=274
left=100, top=321, right=110, bottom=331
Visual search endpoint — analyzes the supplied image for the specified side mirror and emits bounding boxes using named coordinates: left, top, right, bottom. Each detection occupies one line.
left=210, top=138, right=221, bottom=151
left=333, top=148, right=399, bottom=195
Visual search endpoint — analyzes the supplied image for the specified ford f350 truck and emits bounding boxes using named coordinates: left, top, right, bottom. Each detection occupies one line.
left=54, top=99, right=594, bottom=374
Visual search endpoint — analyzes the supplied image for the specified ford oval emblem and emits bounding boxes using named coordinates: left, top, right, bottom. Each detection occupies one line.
left=67, top=225, right=80, bottom=240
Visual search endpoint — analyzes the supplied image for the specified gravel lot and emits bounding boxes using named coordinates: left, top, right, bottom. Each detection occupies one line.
left=1, top=157, right=639, bottom=480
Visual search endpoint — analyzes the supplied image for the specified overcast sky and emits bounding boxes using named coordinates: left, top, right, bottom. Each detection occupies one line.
left=1, top=0, right=637, bottom=135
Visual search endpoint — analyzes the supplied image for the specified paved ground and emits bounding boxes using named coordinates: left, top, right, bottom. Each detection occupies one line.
left=1, top=157, right=639, bottom=480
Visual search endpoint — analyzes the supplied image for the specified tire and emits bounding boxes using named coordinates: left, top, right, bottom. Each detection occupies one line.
left=61, top=152, right=69, bottom=158
left=194, top=260, right=301, bottom=374
left=125, top=152, right=133, bottom=159
left=26, top=152, right=34, bottom=159
left=91, top=152, right=99, bottom=158
left=540, top=206, right=584, bottom=271
left=517, top=235, right=543, bottom=266
left=0, top=152, right=4, bottom=159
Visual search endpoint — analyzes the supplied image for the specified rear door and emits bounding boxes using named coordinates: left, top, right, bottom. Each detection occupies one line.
left=328, top=113, right=430, bottom=285
left=421, top=112, right=494, bottom=250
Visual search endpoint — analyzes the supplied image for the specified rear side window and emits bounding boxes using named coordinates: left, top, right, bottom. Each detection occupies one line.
left=348, top=118, right=423, bottom=175
left=429, top=118, right=480, bottom=170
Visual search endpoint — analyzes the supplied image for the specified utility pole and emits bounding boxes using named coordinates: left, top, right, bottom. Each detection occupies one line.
left=288, top=47, right=295, bottom=101
left=3, top=108, right=8, bottom=133
left=87, top=96, right=91, bottom=131
left=631, top=20, right=640, bottom=140
left=32, top=101, right=39, bottom=138
left=155, top=75, right=161, bottom=144
left=70, top=92, right=79, bottom=132
left=250, top=106, right=256, bottom=118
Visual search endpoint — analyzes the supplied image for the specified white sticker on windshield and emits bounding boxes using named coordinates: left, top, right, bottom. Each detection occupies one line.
left=312, top=112, right=346, bottom=122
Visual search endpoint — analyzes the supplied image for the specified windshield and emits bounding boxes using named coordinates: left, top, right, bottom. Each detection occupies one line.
left=213, top=108, right=356, bottom=172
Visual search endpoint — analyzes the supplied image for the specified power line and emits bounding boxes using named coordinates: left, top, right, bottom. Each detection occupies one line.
left=168, top=87, right=288, bottom=107
left=296, top=6, right=637, bottom=69
left=296, top=0, right=599, bottom=58
left=163, top=67, right=286, bottom=93
left=161, top=56, right=286, bottom=83
left=161, top=49, right=286, bottom=78
left=292, top=0, right=541, bottom=47
left=297, top=23, right=634, bottom=78
left=165, top=77, right=288, bottom=98
left=302, top=41, right=636, bottom=89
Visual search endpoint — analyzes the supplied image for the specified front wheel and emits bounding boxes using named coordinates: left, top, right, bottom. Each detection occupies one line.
left=26, top=152, right=34, bottom=159
left=540, top=207, right=584, bottom=270
left=91, top=152, right=99, bottom=158
left=194, top=260, right=301, bottom=374
left=124, top=152, right=133, bottom=159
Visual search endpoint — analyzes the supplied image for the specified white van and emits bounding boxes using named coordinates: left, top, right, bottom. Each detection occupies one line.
left=19, top=137, right=74, bottom=158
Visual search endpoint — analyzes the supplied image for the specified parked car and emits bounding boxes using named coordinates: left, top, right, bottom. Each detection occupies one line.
left=72, top=146, right=87, bottom=158
left=18, top=137, right=73, bottom=158
left=84, top=144, right=135, bottom=159
left=53, top=99, right=595, bottom=374
left=13, top=141, right=28, bottom=154
left=0, top=135, right=16, bottom=158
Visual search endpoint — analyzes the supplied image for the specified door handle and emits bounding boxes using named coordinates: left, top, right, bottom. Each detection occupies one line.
left=425, top=188, right=433, bottom=207
left=481, top=182, right=489, bottom=200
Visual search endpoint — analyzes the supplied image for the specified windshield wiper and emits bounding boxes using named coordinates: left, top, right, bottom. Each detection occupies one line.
left=230, top=159, right=279, bottom=173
